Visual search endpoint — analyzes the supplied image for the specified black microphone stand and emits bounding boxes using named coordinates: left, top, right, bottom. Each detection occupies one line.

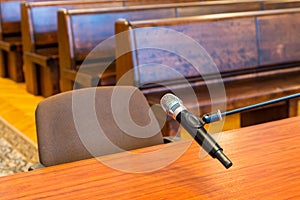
left=202, top=93, right=300, bottom=124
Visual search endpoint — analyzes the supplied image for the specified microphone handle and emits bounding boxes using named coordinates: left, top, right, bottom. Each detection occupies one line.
left=177, top=110, right=232, bottom=169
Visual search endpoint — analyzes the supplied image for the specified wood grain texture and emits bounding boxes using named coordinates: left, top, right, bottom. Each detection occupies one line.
left=28, top=2, right=124, bottom=47
left=0, top=77, right=44, bottom=143
left=125, top=0, right=201, bottom=6
left=0, top=1, right=24, bottom=81
left=258, top=13, right=300, bottom=66
left=21, top=0, right=124, bottom=96
left=0, top=1, right=22, bottom=35
left=264, top=0, right=300, bottom=10
left=1, top=116, right=300, bottom=199
left=133, top=17, right=258, bottom=86
left=177, top=2, right=262, bottom=17
left=70, top=9, right=176, bottom=60
left=59, top=0, right=264, bottom=92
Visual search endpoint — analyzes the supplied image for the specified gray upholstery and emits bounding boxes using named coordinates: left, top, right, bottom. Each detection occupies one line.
left=35, top=86, right=164, bottom=167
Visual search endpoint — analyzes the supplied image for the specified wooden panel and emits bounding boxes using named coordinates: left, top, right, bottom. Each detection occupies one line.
left=241, top=102, right=288, bottom=127
left=31, top=6, right=62, bottom=34
left=21, top=1, right=124, bottom=95
left=288, top=97, right=300, bottom=117
left=36, top=59, right=60, bottom=97
left=0, top=1, right=22, bottom=34
left=71, top=9, right=176, bottom=61
left=264, top=0, right=300, bottom=9
left=6, top=49, right=24, bottom=82
left=28, top=2, right=123, bottom=46
left=177, top=2, right=262, bottom=16
left=60, top=0, right=266, bottom=92
left=258, top=13, right=300, bottom=66
left=0, top=1, right=21, bottom=22
left=133, top=17, right=258, bottom=86
left=1, top=22, right=20, bottom=35
left=125, top=0, right=200, bottom=6
left=63, top=0, right=265, bottom=64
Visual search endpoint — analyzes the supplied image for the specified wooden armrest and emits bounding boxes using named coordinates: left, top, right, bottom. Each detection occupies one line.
left=0, top=40, right=21, bottom=51
left=63, top=64, right=116, bottom=87
left=25, top=52, right=58, bottom=67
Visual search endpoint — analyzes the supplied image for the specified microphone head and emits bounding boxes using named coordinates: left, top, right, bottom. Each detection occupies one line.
left=160, top=93, right=186, bottom=120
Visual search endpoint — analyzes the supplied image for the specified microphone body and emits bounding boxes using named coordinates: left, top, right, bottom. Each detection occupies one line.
left=161, top=94, right=232, bottom=169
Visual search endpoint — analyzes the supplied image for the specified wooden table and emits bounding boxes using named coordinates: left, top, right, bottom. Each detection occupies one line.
left=1, top=116, right=300, bottom=199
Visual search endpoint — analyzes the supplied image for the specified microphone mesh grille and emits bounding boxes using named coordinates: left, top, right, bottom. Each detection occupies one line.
left=160, top=93, right=180, bottom=112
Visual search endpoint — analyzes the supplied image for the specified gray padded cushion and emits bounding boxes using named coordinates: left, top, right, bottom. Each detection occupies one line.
left=35, top=86, right=164, bottom=166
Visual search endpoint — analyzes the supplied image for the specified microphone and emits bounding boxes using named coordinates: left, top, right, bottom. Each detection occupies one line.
left=160, top=93, right=232, bottom=169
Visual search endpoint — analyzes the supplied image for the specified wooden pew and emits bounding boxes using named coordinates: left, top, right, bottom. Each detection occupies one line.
left=0, top=0, right=200, bottom=84
left=0, top=0, right=24, bottom=82
left=1, top=0, right=299, bottom=86
left=115, top=8, right=300, bottom=135
left=58, top=0, right=300, bottom=93
left=20, top=0, right=127, bottom=97
left=58, top=0, right=264, bottom=92
left=20, top=0, right=205, bottom=97
left=0, top=0, right=69, bottom=82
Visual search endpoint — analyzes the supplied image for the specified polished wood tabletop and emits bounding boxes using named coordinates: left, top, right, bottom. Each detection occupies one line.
left=1, top=116, right=300, bottom=199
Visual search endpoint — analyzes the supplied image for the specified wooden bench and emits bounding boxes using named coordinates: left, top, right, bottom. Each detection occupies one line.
left=58, top=0, right=300, bottom=92
left=58, top=0, right=264, bottom=92
left=0, top=0, right=199, bottom=84
left=0, top=0, right=69, bottom=82
left=20, top=0, right=131, bottom=97
left=115, top=8, right=300, bottom=135
left=21, top=0, right=203, bottom=97
left=0, top=0, right=24, bottom=82
left=1, top=0, right=299, bottom=87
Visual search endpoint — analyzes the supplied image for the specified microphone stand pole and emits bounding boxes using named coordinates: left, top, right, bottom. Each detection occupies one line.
left=202, top=93, right=300, bottom=124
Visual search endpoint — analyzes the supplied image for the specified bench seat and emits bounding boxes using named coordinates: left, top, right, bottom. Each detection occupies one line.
left=25, top=48, right=59, bottom=66
left=63, top=64, right=116, bottom=88
left=145, top=66, right=300, bottom=112
left=0, top=37, right=22, bottom=51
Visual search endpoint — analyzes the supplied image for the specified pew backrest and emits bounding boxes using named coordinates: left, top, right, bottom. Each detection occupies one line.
left=20, top=0, right=126, bottom=54
left=0, top=0, right=22, bottom=39
left=58, top=0, right=263, bottom=77
left=0, top=0, right=200, bottom=40
left=115, top=8, right=300, bottom=112
left=264, top=0, right=300, bottom=9
left=124, top=0, right=201, bottom=6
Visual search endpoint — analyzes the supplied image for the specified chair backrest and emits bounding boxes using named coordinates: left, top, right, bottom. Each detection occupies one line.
left=35, top=86, right=164, bottom=166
